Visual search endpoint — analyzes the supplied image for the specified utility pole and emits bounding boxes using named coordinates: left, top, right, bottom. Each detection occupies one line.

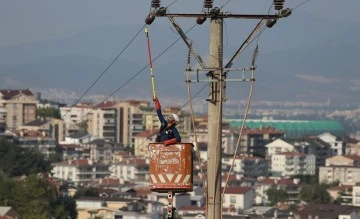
left=207, top=16, right=223, bottom=219
left=145, top=1, right=291, bottom=218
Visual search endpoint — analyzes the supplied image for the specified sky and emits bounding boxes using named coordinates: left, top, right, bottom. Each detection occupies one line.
left=0, top=0, right=358, bottom=47
left=0, top=0, right=359, bottom=105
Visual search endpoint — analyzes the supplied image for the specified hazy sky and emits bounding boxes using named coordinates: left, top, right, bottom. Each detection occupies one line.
left=0, top=0, right=359, bottom=47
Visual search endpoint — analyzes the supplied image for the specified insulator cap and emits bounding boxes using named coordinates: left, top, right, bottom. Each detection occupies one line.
left=151, top=0, right=161, bottom=8
left=266, top=19, right=277, bottom=28
left=203, top=0, right=213, bottom=9
left=145, top=14, right=155, bottom=25
left=196, top=17, right=207, bottom=25
left=273, top=0, right=285, bottom=10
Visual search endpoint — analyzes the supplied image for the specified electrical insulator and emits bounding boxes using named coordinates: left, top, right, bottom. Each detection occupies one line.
left=196, top=17, right=207, bottom=25
left=155, top=7, right=167, bottom=16
left=273, top=0, right=285, bottom=10
left=203, top=0, right=213, bottom=9
left=145, top=14, right=155, bottom=25
left=266, top=19, right=277, bottom=28
left=151, top=0, right=161, bottom=8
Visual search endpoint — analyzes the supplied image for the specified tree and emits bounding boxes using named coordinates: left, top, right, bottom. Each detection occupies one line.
left=36, top=107, right=61, bottom=119
left=300, top=183, right=331, bottom=204
left=266, top=185, right=288, bottom=205
left=0, top=138, right=51, bottom=177
left=74, top=187, right=100, bottom=199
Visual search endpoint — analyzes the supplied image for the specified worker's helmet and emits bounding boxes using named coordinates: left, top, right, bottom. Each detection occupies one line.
left=166, top=114, right=180, bottom=125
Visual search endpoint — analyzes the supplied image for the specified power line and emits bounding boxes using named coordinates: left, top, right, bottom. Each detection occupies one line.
left=60, top=24, right=146, bottom=122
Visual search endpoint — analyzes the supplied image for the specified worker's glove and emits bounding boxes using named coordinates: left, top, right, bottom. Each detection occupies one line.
left=154, top=97, right=161, bottom=110
left=163, top=138, right=177, bottom=146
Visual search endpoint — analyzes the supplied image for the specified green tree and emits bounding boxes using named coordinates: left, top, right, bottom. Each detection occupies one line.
left=36, top=107, right=61, bottom=119
left=74, top=187, right=100, bottom=199
left=300, top=183, right=331, bottom=204
left=266, top=185, right=288, bottom=205
left=0, top=138, right=51, bottom=176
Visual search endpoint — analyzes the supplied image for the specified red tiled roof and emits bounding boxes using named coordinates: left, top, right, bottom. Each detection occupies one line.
left=221, top=187, right=252, bottom=194
left=242, top=127, right=284, bottom=135
left=124, top=158, right=147, bottom=165
left=95, top=101, right=117, bottom=108
left=135, top=129, right=158, bottom=138
left=100, top=178, right=120, bottom=186
left=345, top=155, right=360, bottom=161
left=221, top=174, right=237, bottom=181
left=61, top=159, right=91, bottom=166
left=0, top=89, right=34, bottom=99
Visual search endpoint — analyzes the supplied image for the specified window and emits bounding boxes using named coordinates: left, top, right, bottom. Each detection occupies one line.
left=230, top=196, right=236, bottom=204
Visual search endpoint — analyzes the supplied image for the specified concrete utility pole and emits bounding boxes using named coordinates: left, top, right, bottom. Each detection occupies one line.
left=207, top=16, right=223, bottom=219
left=145, top=1, right=291, bottom=218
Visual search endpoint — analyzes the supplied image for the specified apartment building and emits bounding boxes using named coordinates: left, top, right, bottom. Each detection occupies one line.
left=60, top=102, right=93, bottom=135
left=0, top=89, right=38, bottom=129
left=271, top=152, right=316, bottom=177
left=222, top=154, right=269, bottom=178
left=255, top=177, right=303, bottom=205
left=19, top=118, right=65, bottom=143
left=318, top=132, right=346, bottom=156
left=51, top=159, right=110, bottom=186
left=187, top=122, right=239, bottom=156
left=240, top=127, right=284, bottom=155
left=110, top=158, right=150, bottom=183
left=319, top=155, right=360, bottom=184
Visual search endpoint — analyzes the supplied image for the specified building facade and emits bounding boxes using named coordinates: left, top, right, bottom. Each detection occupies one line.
left=0, top=89, right=38, bottom=129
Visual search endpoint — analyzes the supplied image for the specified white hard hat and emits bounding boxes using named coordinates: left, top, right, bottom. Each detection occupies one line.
left=166, top=114, right=180, bottom=125
left=172, top=114, right=180, bottom=123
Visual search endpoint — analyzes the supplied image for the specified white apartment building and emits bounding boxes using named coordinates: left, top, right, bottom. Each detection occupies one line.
left=318, top=132, right=345, bottom=156
left=271, top=152, right=316, bottom=177
left=60, top=103, right=93, bottom=135
left=319, top=155, right=360, bottom=184
left=222, top=187, right=254, bottom=210
left=266, top=139, right=295, bottom=156
left=352, top=186, right=360, bottom=207
left=255, top=177, right=302, bottom=205
left=222, top=154, right=269, bottom=178
left=52, top=159, right=110, bottom=186
left=110, top=158, right=150, bottom=183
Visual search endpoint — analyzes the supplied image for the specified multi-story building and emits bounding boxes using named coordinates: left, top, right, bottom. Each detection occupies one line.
left=240, top=127, right=284, bottom=156
left=255, top=177, right=303, bottom=205
left=86, top=139, right=114, bottom=163
left=266, top=137, right=332, bottom=168
left=222, top=154, right=269, bottom=178
left=88, top=100, right=150, bottom=147
left=319, top=155, right=360, bottom=184
left=19, top=118, right=65, bottom=143
left=0, top=105, right=6, bottom=132
left=10, top=130, right=56, bottom=158
left=318, top=132, right=346, bottom=156
left=110, top=158, right=149, bottom=183
left=271, top=152, right=316, bottom=177
left=0, top=89, right=38, bottom=129
left=187, top=122, right=239, bottom=156
left=51, top=158, right=110, bottom=186
left=60, top=102, right=93, bottom=136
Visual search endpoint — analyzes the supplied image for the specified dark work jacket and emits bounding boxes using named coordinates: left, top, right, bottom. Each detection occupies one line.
left=155, top=109, right=181, bottom=142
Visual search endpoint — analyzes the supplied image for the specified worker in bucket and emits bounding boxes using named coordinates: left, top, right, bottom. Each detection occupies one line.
left=153, top=97, right=181, bottom=145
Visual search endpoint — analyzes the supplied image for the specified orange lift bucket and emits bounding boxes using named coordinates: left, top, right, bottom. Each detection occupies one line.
left=148, top=143, right=193, bottom=193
